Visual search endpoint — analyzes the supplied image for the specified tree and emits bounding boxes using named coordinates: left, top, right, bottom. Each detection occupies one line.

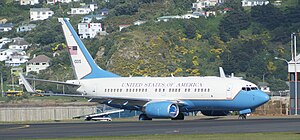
left=219, top=10, right=250, bottom=41
left=183, top=21, right=196, bottom=39
left=251, top=4, right=283, bottom=30
left=114, top=2, right=139, bottom=16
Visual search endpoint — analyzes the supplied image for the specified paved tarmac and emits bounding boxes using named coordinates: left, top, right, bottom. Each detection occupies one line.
left=1, top=117, right=300, bottom=139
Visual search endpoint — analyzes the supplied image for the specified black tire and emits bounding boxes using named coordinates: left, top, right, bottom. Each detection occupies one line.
left=139, top=114, right=152, bottom=121
left=171, top=113, right=184, bottom=120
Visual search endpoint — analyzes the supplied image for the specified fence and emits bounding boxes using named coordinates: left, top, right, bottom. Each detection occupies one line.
left=0, top=106, right=97, bottom=122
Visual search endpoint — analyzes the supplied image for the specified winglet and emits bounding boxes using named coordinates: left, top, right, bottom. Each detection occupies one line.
left=219, top=67, right=226, bottom=78
left=19, top=73, right=35, bottom=93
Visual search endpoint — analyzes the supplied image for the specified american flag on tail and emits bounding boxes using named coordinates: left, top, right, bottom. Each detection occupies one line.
left=69, top=46, right=77, bottom=55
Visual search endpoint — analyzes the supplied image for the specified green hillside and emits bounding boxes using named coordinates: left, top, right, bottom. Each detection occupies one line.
left=0, top=0, right=300, bottom=92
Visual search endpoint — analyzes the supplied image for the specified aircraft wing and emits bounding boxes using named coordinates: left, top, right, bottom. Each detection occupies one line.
left=88, top=109, right=124, bottom=118
left=19, top=73, right=35, bottom=93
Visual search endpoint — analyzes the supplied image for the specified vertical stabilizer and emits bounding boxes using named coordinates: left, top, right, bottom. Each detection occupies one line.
left=58, top=18, right=119, bottom=79
left=219, top=67, right=226, bottom=78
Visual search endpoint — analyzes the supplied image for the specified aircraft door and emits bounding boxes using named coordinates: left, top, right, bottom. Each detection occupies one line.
left=226, top=85, right=232, bottom=99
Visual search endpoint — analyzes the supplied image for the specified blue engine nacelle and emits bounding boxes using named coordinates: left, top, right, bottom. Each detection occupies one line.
left=145, top=101, right=179, bottom=118
left=201, top=110, right=230, bottom=116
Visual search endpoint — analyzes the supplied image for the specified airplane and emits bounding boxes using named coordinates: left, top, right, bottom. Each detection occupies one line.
left=24, top=18, right=270, bottom=120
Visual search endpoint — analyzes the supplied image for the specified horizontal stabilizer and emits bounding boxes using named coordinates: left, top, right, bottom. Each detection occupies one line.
left=26, top=78, right=80, bottom=86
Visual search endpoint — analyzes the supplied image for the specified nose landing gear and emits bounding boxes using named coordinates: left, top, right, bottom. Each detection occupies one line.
left=238, top=114, right=247, bottom=119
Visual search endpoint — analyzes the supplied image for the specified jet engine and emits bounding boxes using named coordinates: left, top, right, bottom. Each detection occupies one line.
left=144, top=101, right=179, bottom=118
left=201, top=110, right=230, bottom=116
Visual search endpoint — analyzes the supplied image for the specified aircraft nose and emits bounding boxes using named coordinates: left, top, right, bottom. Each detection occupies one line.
left=258, top=90, right=270, bottom=104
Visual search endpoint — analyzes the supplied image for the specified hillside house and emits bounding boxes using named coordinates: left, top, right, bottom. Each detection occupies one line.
left=82, top=15, right=106, bottom=23
left=5, top=53, right=29, bottom=67
left=68, top=3, right=98, bottom=15
left=100, top=8, right=109, bottom=15
left=0, top=23, right=14, bottom=32
left=241, top=0, right=269, bottom=6
left=0, top=19, right=8, bottom=24
left=119, top=24, right=130, bottom=31
left=46, top=0, right=73, bottom=4
left=78, top=22, right=102, bottom=38
left=133, top=20, right=147, bottom=26
left=30, top=8, right=54, bottom=21
left=9, top=38, right=31, bottom=50
left=26, top=55, right=51, bottom=74
left=181, top=14, right=200, bottom=19
left=0, top=38, right=12, bottom=49
left=157, top=16, right=181, bottom=22
left=192, top=0, right=218, bottom=11
left=11, top=67, right=24, bottom=77
left=0, top=49, right=22, bottom=61
left=20, top=0, right=39, bottom=5
left=16, top=24, right=36, bottom=32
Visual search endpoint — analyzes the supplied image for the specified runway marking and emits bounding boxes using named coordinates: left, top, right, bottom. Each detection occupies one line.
left=0, top=124, right=30, bottom=131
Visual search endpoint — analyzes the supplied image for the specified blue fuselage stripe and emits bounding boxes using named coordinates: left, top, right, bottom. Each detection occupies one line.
left=181, top=90, right=269, bottom=112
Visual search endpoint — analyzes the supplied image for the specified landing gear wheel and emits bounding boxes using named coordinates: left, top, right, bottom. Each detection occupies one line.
left=171, top=113, right=184, bottom=120
left=139, top=114, right=152, bottom=121
left=238, top=114, right=247, bottom=119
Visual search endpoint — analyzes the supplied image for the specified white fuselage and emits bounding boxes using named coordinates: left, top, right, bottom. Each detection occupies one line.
left=74, top=76, right=253, bottom=101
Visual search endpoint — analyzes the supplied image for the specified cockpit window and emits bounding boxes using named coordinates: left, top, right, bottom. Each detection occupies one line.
left=242, top=86, right=258, bottom=91
left=246, top=87, right=251, bottom=91
left=251, top=87, right=258, bottom=90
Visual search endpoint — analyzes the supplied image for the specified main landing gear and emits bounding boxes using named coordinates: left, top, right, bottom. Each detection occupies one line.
left=171, top=113, right=185, bottom=120
left=138, top=113, right=185, bottom=120
left=238, top=114, right=247, bottom=119
left=139, top=114, right=152, bottom=120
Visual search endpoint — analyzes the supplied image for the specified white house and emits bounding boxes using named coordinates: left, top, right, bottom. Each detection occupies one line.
left=0, top=38, right=12, bottom=49
left=0, top=23, right=14, bottom=32
left=181, top=14, right=200, bottom=19
left=20, top=0, right=39, bottom=5
left=68, top=3, right=98, bottom=15
left=0, top=49, right=26, bottom=61
left=46, top=0, right=73, bottom=4
left=119, top=24, right=131, bottom=31
left=241, top=0, right=269, bottom=7
left=16, top=24, right=36, bottom=32
left=30, top=8, right=54, bottom=21
left=0, top=19, right=8, bottom=24
left=192, top=0, right=218, bottom=11
left=26, top=55, right=51, bottom=74
left=157, top=15, right=181, bottom=22
left=5, top=53, right=29, bottom=67
left=133, top=20, right=147, bottom=26
left=78, top=22, right=102, bottom=39
left=9, top=38, right=31, bottom=50
left=82, top=15, right=106, bottom=23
